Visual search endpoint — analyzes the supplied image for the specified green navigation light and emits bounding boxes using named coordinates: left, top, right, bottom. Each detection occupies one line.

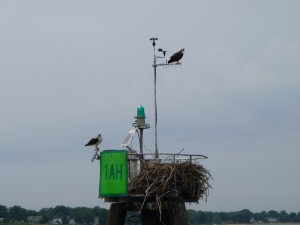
left=137, top=105, right=145, bottom=117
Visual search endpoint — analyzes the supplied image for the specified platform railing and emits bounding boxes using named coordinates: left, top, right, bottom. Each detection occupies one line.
left=126, top=151, right=208, bottom=180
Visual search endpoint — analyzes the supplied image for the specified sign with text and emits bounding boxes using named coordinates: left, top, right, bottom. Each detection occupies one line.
left=99, top=150, right=128, bottom=197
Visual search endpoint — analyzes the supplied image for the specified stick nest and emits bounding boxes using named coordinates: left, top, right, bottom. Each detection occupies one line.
left=128, top=161, right=212, bottom=202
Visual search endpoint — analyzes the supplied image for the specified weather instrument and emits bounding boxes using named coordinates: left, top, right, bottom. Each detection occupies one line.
left=150, top=37, right=184, bottom=158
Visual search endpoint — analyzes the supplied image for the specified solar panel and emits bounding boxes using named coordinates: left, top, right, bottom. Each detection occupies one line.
left=121, top=128, right=137, bottom=148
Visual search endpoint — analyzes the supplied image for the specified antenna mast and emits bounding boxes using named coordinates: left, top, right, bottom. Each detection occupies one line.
left=150, top=37, right=182, bottom=159
left=150, top=37, right=159, bottom=159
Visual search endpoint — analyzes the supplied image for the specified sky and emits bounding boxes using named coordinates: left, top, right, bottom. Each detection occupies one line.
left=1, top=0, right=300, bottom=213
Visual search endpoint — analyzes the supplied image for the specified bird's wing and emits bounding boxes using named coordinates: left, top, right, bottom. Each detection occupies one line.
left=85, top=138, right=98, bottom=146
left=168, top=52, right=180, bottom=63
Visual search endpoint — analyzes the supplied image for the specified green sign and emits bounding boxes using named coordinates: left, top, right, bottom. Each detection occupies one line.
left=99, top=150, right=128, bottom=197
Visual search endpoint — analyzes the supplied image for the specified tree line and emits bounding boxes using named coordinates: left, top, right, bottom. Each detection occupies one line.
left=188, top=209, right=300, bottom=224
left=0, top=205, right=108, bottom=225
left=1, top=205, right=300, bottom=225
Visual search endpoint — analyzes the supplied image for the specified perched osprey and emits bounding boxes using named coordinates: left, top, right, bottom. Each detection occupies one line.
left=168, top=48, right=185, bottom=64
left=85, top=134, right=102, bottom=149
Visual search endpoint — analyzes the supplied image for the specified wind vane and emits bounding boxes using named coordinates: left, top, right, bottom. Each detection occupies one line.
left=150, top=37, right=184, bottom=159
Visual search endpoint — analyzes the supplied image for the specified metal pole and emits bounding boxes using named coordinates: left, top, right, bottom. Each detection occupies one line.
left=154, top=66, right=158, bottom=158
left=139, top=128, right=144, bottom=155
left=150, top=38, right=183, bottom=159
left=140, top=127, right=144, bottom=171
left=153, top=49, right=159, bottom=159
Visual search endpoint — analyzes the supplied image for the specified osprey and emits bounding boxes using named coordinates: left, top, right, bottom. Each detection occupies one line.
left=85, top=134, right=102, bottom=149
left=168, top=48, right=184, bottom=64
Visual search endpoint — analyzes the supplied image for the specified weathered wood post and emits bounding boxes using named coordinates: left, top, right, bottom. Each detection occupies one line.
left=166, top=199, right=190, bottom=225
left=106, top=203, right=127, bottom=225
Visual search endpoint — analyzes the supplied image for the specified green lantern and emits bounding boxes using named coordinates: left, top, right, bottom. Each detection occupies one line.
left=137, top=105, right=145, bottom=117
left=136, top=105, right=146, bottom=126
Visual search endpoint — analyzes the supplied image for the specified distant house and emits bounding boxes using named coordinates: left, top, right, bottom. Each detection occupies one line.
left=50, top=218, right=63, bottom=224
left=94, top=217, right=99, bottom=225
left=0, top=218, right=4, bottom=223
left=27, top=216, right=43, bottom=224
left=69, top=218, right=76, bottom=225
left=267, top=217, right=277, bottom=223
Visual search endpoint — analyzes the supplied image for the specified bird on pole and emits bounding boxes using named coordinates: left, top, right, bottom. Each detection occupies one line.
left=84, top=134, right=102, bottom=150
left=168, top=48, right=185, bottom=64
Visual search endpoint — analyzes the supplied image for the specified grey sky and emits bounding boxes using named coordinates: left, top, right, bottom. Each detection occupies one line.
left=1, top=0, right=300, bottom=213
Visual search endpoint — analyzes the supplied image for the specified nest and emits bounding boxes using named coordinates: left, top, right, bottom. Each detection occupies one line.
left=128, top=160, right=212, bottom=203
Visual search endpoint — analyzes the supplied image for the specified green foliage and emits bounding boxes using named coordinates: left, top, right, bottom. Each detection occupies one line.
left=8, top=206, right=28, bottom=222
left=53, top=206, right=70, bottom=218
left=1, top=204, right=300, bottom=225
left=0, top=205, right=108, bottom=225
left=187, top=209, right=300, bottom=225
left=0, top=205, right=8, bottom=220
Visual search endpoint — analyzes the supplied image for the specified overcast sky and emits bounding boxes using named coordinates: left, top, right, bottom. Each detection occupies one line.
left=1, top=0, right=300, bottom=213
